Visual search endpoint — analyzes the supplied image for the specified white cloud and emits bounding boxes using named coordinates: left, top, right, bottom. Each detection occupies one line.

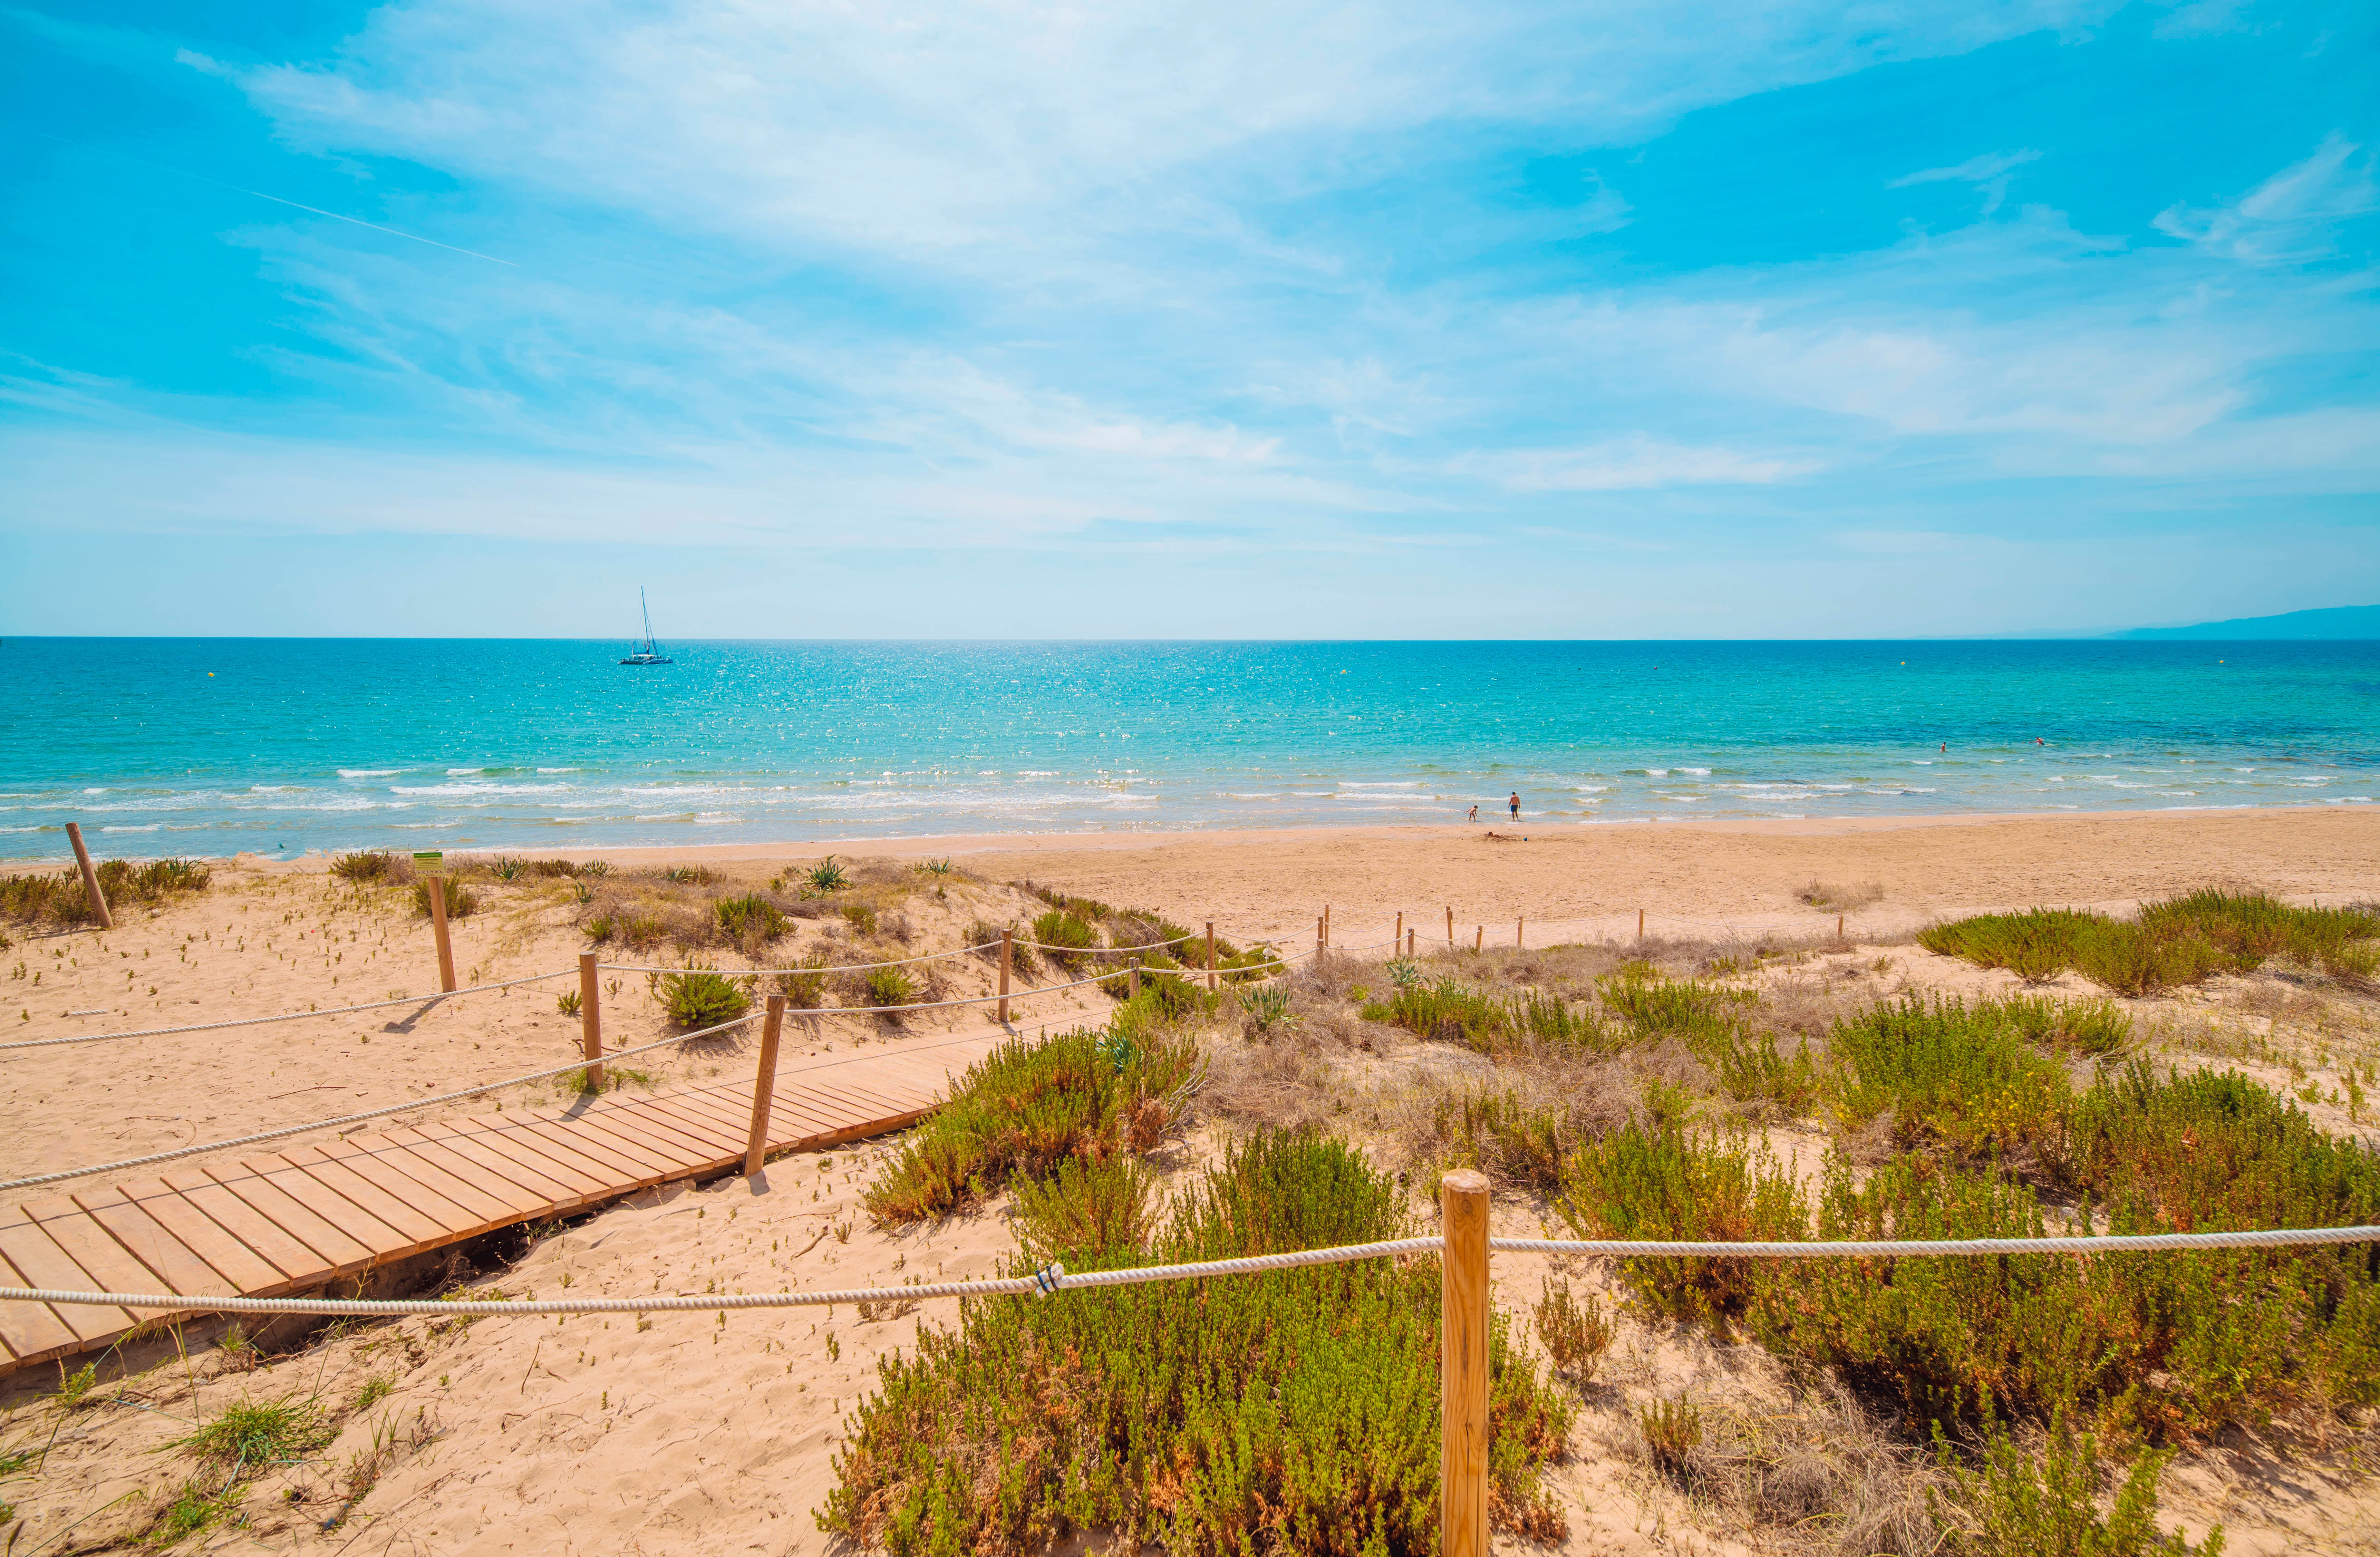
left=1452, top=436, right=1819, bottom=491
left=1889, top=147, right=2039, bottom=212
left=2154, top=133, right=2378, bottom=261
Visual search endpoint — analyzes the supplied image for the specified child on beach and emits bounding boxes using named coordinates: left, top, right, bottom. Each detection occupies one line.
left=1467, top=804, right=1479, bottom=822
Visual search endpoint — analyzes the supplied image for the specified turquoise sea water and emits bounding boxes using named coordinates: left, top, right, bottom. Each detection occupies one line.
left=4, top=639, right=2375, bottom=860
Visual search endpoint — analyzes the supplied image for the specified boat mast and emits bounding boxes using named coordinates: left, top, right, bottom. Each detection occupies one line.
left=640, top=587, right=656, bottom=653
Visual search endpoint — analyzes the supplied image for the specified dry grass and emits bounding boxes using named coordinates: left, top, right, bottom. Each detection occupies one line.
left=1795, top=879, right=1886, bottom=912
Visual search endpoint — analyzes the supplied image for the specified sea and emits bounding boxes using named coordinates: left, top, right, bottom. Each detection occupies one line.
left=4, top=638, right=2375, bottom=861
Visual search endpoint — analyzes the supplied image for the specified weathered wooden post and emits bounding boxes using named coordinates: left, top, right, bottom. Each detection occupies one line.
left=578, top=951, right=603, bottom=1090
left=1407, top=928, right=1416, bottom=958
left=1445, top=907, right=1454, bottom=946
left=1473, top=925, right=1483, bottom=953
left=1129, top=957, right=1141, bottom=1001
left=1441, top=1169, right=1490, bottom=1557
left=1637, top=908, right=1645, bottom=940
left=1316, top=916, right=1325, bottom=958
left=1323, top=903, right=1331, bottom=949
left=1395, top=910, right=1403, bottom=952
left=1517, top=916, right=1524, bottom=950
left=64, top=823, right=112, bottom=930
left=999, top=928, right=1013, bottom=1024
left=419, top=851, right=456, bottom=992
left=744, top=994, right=786, bottom=1177
left=1206, top=922, right=1217, bottom=993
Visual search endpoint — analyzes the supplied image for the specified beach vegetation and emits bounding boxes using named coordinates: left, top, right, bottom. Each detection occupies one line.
left=1918, top=891, right=2378, bottom=993
left=661, top=864, right=721, bottom=886
left=330, top=850, right=410, bottom=884
left=1, top=858, right=213, bottom=926
left=658, top=965, right=751, bottom=1028
left=802, top=857, right=849, bottom=893
left=410, top=876, right=478, bottom=919
left=966, top=919, right=1039, bottom=976
left=1236, top=983, right=1296, bottom=1034
left=555, top=990, right=581, bottom=1017
left=1797, top=879, right=1884, bottom=912
left=771, top=952, right=833, bottom=1009
left=1933, top=1412, right=2221, bottom=1557
left=860, top=965, right=922, bottom=1010
left=1031, top=908, right=1099, bottom=971
left=1534, top=1276, right=1615, bottom=1382
left=824, top=1129, right=1573, bottom=1553
left=863, top=1023, right=1199, bottom=1225
left=715, top=893, right=790, bottom=945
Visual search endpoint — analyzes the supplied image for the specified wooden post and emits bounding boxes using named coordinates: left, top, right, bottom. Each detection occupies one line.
left=1837, top=912, right=1845, bottom=941
left=1441, top=1168, right=1491, bottom=1557
left=744, top=994, right=786, bottom=1177
left=428, top=871, right=457, bottom=992
left=1206, top=922, right=1217, bottom=993
left=1473, top=925, right=1482, bottom=954
left=1316, top=917, right=1325, bottom=958
left=64, top=823, right=112, bottom=930
left=1406, top=928, right=1416, bottom=958
left=1395, top=911, right=1403, bottom=953
left=578, top=951, right=603, bottom=1091
left=1517, top=916, right=1524, bottom=950
left=1323, top=903, right=1331, bottom=949
left=1446, top=907, right=1454, bottom=947
left=1129, top=957, right=1141, bottom=1001
left=999, top=930, right=1013, bottom=1024
left=1637, top=908, right=1645, bottom=941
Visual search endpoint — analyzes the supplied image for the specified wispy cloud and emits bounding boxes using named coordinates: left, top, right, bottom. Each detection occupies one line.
left=2154, top=133, right=2378, bottom=261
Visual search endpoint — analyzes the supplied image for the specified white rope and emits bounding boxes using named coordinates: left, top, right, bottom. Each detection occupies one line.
left=0, top=1012, right=759, bottom=1195
left=0, top=969, right=579, bottom=1053
left=10, top=1224, right=2379, bottom=1321
left=597, top=941, right=1002, bottom=977
left=1491, top=1227, right=2380, bottom=1257
left=0, top=1237, right=1443, bottom=1318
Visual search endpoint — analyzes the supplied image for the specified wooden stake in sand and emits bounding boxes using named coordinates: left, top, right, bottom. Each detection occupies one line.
left=1446, top=907, right=1454, bottom=947
left=1441, top=1169, right=1491, bottom=1557
left=1395, top=911, right=1403, bottom=951
left=1517, top=916, right=1524, bottom=950
left=1637, top=908, right=1645, bottom=940
left=1838, top=913, right=1845, bottom=940
left=999, top=929, right=1013, bottom=1024
left=1474, top=925, right=1483, bottom=953
left=64, top=823, right=111, bottom=930
left=1129, top=957, right=1142, bottom=1002
left=426, top=865, right=457, bottom=993
left=1407, top=928, right=1416, bottom=958
left=1323, top=903, right=1332, bottom=949
left=1316, top=917, right=1326, bottom=957
left=578, top=951, right=603, bottom=1091
left=1206, top=922, right=1217, bottom=993
left=744, top=994, right=785, bottom=1177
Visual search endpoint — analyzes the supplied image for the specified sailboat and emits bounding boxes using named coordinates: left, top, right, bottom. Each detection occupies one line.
left=619, top=588, right=673, bottom=666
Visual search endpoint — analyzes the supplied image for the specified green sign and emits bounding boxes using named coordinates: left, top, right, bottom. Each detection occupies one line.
left=413, top=851, right=444, bottom=865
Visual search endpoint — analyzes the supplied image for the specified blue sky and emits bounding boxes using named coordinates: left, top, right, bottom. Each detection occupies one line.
left=2, top=0, right=2375, bottom=638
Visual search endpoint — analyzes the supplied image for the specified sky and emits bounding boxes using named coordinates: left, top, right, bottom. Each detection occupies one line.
left=1, top=0, right=2376, bottom=639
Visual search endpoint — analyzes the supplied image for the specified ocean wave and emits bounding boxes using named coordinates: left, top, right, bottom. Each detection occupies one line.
left=338, top=769, right=401, bottom=778
left=101, top=823, right=162, bottom=832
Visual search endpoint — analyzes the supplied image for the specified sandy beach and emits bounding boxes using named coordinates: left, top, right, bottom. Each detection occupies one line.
left=3, top=804, right=2378, bottom=1554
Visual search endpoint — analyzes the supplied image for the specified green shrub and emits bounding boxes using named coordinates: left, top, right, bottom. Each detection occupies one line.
left=177, top=1393, right=331, bottom=1464
left=1031, top=908, right=1099, bottom=971
left=1920, top=893, right=2377, bottom=993
left=803, top=857, right=848, bottom=893
left=1933, top=1411, right=2222, bottom=1557
left=771, top=952, right=833, bottom=1009
left=862, top=965, right=921, bottom=1009
left=1829, top=995, right=2076, bottom=1167
left=715, top=893, right=790, bottom=942
left=825, top=1130, right=1573, bottom=1552
left=1429, top=1089, right=1574, bottom=1194
left=864, top=1025, right=1199, bottom=1224
left=1599, top=961, right=1758, bottom=1033
left=839, top=902, right=879, bottom=936
left=1639, top=1396, right=1703, bottom=1477
left=1237, top=984, right=1296, bottom=1033
left=1536, top=1277, right=1614, bottom=1382
left=556, top=990, right=582, bottom=1017
left=410, top=877, right=478, bottom=919
left=663, top=864, right=721, bottom=885
left=966, top=919, right=1040, bottom=976
left=331, top=850, right=407, bottom=884
left=1013, top=1154, right=1159, bottom=1261
left=658, top=965, right=751, bottom=1028
left=1559, top=1115, right=1806, bottom=1330
left=484, top=854, right=526, bottom=880
left=2, top=857, right=213, bottom=926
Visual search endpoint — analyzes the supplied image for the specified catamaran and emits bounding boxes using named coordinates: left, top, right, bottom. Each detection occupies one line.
left=619, top=588, right=673, bottom=666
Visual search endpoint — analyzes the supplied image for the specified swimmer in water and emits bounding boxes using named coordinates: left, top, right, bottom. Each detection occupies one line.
left=1509, top=791, right=1521, bottom=820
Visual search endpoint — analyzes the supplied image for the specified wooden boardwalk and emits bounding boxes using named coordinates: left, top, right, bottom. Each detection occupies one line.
left=0, top=1033, right=1002, bottom=1375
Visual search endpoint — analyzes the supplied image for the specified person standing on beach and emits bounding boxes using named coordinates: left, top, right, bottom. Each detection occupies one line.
left=1467, top=804, right=1479, bottom=822
left=1508, top=791, right=1520, bottom=820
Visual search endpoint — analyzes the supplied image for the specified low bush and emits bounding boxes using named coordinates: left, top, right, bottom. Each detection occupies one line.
left=330, top=850, right=409, bottom=884
left=658, top=965, right=750, bottom=1028
left=1, top=857, right=214, bottom=926
left=864, top=1024, right=1200, bottom=1224
left=965, top=919, right=1040, bottom=977
left=1012, top=1154, right=1159, bottom=1261
left=824, top=1130, right=1573, bottom=1552
left=1535, top=1277, right=1614, bottom=1382
left=803, top=857, right=849, bottom=893
left=1919, top=892, right=2377, bottom=993
left=839, top=902, right=879, bottom=936
left=1430, top=1089, right=1574, bottom=1193
left=861, top=965, right=921, bottom=1010
left=1829, top=995, right=2075, bottom=1168
left=1031, top=908, right=1099, bottom=971
left=1639, top=1396, right=1704, bottom=1478
left=662, top=864, right=722, bottom=886
left=715, top=893, right=790, bottom=944
left=1559, top=1114, right=1807, bottom=1331
left=771, top=952, right=833, bottom=1009
left=410, top=877, right=478, bottom=919
left=1932, top=1411, right=2221, bottom=1557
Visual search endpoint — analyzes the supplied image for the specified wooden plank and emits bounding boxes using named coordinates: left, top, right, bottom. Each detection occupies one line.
left=0, top=1273, right=83, bottom=1363
left=2, top=1208, right=153, bottom=1333
left=562, top=1108, right=721, bottom=1173
left=428, top=1123, right=614, bottom=1209
left=23, top=1198, right=183, bottom=1321
left=324, top=1138, right=518, bottom=1228
left=508, top=1113, right=677, bottom=1182
left=71, top=1187, right=236, bottom=1297
left=275, top=1151, right=454, bottom=1247
left=754, top=1090, right=859, bottom=1141
left=402, top=1122, right=586, bottom=1206
left=110, top=1179, right=286, bottom=1294
left=235, top=1155, right=418, bottom=1253
left=374, top=1129, right=554, bottom=1218
left=623, top=1096, right=746, bottom=1156
left=162, top=1168, right=326, bottom=1284
left=204, top=1164, right=380, bottom=1274
left=292, top=1144, right=486, bottom=1242
left=578, top=1094, right=732, bottom=1157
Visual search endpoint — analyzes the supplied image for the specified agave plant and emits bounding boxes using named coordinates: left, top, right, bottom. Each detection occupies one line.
left=805, top=857, right=850, bottom=893
left=1239, top=985, right=1296, bottom=1033
left=1385, top=957, right=1422, bottom=990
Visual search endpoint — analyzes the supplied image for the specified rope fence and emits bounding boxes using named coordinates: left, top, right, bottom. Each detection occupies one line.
left=0, top=968, right=580, bottom=1053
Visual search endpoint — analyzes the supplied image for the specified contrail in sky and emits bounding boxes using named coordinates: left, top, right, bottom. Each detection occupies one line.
left=38, top=132, right=519, bottom=266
